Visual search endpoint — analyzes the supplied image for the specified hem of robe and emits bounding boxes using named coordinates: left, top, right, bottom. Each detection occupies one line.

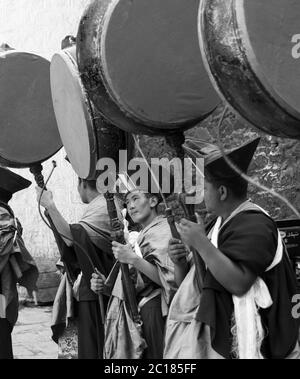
left=0, top=319, right=13, bottom=359
left=164, top=319, right=224, bottom=359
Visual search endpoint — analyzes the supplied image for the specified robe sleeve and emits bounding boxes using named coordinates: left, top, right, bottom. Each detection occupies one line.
left=45, top=214, right=79, bottom=285
left=218, top=211, right=278, bottom=276
left=70, top=224, right=114, bottom=286
left=139, top=219, right=176, bottom=307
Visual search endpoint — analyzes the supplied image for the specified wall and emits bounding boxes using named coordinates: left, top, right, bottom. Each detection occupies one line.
left=140, top=105, right=300, bottom=221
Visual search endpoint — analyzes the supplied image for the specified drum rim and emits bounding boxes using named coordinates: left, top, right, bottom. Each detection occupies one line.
left=235, top=0, right=300, bottom=121
left=99, top=0, right=218, bottom=128
left=0, top=148, right=62, bottom=169
left=50, top=48, right=97, bottom=179
left=0, top=49, right=62, bottom=166
left=199, top=0, right=300, bottom=139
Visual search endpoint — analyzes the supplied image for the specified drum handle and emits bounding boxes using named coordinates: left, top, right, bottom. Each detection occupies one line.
left=178, top=194, right=206, bottom=291
left=165, top=133, right=206, bottom=293
left=104, top=192, right=141, bottom=325
left=30, top=163, right=48, bottom=189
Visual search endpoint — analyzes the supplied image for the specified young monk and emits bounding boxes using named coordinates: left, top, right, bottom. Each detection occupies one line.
left=164, top=138, right=300, bottom=359
left=91, top=167, right=177, bottom=359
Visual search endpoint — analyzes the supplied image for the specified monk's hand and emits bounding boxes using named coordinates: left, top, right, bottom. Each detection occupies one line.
left=178, top=216, right=206, bottom=249
left=168, top=238, right=189, bottom=264
left=90, top=269, right=106, bottom=295
left=35, top=187, right=54, bottom=209
left=112, top=241, right=137, bottom=265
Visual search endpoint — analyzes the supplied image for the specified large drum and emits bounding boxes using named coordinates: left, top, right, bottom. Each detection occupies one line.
left=0, top=46, right=62, bottom=167
left=199, top=0, right=300, bottom=140
left=51, top=45, right=131, bottom=180
left=77, top=0, right=220, bottom=135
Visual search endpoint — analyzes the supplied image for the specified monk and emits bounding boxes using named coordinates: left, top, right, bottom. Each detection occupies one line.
left=164, top=138, right=300, bottom=359
left=0, top=168, right=38, bottom=359
left=91, top=167, right=177, bottom=359
left=36, top=177, right=115, bottom=359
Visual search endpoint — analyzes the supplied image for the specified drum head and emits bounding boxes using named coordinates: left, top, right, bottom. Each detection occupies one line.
left=99, top=0, right=219, bottom=128
left=51, top=47, right=97, bottom=179
left=0, top=50, right=62, bottom=167
left=236, top=0, right=300, bottom=119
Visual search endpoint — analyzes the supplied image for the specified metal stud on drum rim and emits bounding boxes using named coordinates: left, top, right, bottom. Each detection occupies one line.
left=199, top=0, right=300, bottom=140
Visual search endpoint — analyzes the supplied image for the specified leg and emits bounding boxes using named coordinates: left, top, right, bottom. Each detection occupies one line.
left=77, top=301, right=104, bottom=359
left=140, top=296, right=165, bottom=359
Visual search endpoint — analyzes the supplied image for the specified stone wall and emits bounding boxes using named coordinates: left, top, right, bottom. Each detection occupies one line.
left=139, top=105, right=300, bottom=221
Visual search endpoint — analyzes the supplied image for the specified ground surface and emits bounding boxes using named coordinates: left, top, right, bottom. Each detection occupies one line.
left=12, top=306, right=57, bottom=359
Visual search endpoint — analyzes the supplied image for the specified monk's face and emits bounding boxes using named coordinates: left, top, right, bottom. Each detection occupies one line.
left=126, top=190, right=158, bottom=225
left=204, top=179, right=222, bottom=215
left=77, top=178, right=89, bottom=204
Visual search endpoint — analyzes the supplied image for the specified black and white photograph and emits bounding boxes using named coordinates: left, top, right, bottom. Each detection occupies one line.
left=0, top=0, right=299, bottom=364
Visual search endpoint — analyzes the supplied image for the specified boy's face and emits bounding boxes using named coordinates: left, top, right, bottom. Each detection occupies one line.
left=125, top=190, right=158, bottom=224
left=204, top=179, right=221, bottom=215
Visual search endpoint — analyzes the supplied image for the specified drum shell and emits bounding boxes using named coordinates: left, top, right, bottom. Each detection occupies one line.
left=199, top=0, right=300, bottom=140
left=76, top=0, right=213, bottom=136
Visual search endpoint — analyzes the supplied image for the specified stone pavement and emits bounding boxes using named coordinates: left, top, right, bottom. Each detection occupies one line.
left=12, top=305, right=58, bottom=359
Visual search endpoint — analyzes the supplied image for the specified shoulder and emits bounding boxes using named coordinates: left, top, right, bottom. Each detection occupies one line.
left=140, top=217, right=171, bottom=247
left=223, top=211, right=277, bottom=238
left=219, top=211, right=278, bottom=275
left=156, top=217, right=172, bottom=238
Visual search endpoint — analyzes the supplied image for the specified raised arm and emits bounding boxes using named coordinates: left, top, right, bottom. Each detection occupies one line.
left=36, top=187, right=73, bottom=246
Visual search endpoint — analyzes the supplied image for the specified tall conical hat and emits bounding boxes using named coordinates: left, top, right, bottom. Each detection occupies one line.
left=205, top=138, right=261, bottom=180
left=0, top=167, right=31, bottom=195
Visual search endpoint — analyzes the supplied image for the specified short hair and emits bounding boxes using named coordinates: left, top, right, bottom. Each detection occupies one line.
left=144, top=192, right=161, bottom=208
left=78, top=177, right=97, bottom=191
left=206, top=171, right=248, bottom=200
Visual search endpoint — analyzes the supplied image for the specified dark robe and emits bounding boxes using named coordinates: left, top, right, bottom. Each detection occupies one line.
left=49, top=219, right=114, bottom=359
left=0, top=202, right=38, bottom=360
left=0, top=319, right=13, bottom=359
left=140, top=295, right=165, bottom=359
left=197, top=210, right=300, bottom=359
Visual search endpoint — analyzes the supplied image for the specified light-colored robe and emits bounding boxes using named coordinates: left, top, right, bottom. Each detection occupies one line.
left=104, top=216, right=176, bottom=359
